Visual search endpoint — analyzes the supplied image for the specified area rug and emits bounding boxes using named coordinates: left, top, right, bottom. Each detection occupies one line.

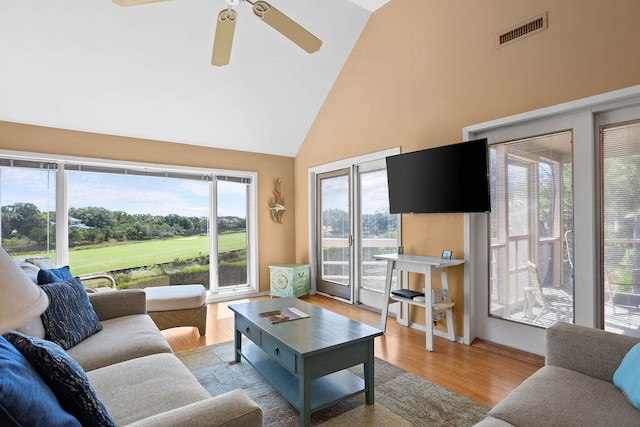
left=176, top=341, right=488, bottom=426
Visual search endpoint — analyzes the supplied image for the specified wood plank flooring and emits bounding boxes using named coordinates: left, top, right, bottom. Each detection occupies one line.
left=162, top=294, right=541, bottom=409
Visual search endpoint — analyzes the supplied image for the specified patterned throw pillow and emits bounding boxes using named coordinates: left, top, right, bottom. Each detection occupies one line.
left=40, top=277, right=102, bottom=349
left=0, top=335, right=81, bottom=427
left=25, top=256, right=57, bottom=270
left=5, top=332, right=116, bottom=427
left=37, top=266, right=74, bottom=285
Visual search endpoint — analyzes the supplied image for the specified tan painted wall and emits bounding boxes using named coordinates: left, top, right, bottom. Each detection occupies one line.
left=294, top=0, right=640, bottom=334
left=0, top=120, right=295, bottom=293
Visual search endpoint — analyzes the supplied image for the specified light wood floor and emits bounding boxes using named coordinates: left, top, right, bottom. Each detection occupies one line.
left=162, top=294, right=542, bottom=409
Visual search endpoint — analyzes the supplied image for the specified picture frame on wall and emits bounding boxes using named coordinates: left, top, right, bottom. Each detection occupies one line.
left=442, top=250, right=452, bottom=260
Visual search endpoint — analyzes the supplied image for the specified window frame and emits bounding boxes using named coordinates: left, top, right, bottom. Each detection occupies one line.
left=0, top=149, right=259, bottom=302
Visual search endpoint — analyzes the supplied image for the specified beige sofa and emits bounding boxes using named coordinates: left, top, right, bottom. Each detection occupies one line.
left=85, top=290, right=263, bottom=426
left=15, top=257, right=262, bottom=427
left=475, top=322, right=640, bottom=427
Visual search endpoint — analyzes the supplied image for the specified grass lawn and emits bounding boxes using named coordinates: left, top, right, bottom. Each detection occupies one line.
left=24, top=233, right=247, bottom=276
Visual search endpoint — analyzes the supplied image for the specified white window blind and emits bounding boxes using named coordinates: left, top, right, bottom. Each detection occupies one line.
left=601, top=120, right=640, bottom=333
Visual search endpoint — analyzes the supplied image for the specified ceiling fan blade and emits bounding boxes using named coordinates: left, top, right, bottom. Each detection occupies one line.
left=252, top=1, right=322, bottom=54
left=113, top=0, right=173, bottom=5
left=211, top=9, right=238, bottom=66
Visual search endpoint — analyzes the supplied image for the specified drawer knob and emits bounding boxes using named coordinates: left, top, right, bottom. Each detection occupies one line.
left=274, top=347, right=280, bottom=356
left=245, top=327, right=250, bottom=334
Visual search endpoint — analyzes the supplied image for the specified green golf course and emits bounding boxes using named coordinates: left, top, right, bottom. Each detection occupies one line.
left=25, top=233, right=246, bottom=276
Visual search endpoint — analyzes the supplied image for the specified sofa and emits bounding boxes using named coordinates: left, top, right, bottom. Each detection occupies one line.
left=7, top=259, right=263, bottom=427
left=475, top=322, right=640, bottom=426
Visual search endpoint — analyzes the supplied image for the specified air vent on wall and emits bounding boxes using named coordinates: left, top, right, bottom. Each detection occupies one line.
left=497, top=12, right=548, bottom=48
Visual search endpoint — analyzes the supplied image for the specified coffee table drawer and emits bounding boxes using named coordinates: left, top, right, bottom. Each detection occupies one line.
left=237, top=316, right=261, bottom=346
left=261, top=333, right=297, bottom=374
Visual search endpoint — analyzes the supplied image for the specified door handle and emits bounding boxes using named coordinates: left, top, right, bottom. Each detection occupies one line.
left=349, top=235, right=353, bottom=246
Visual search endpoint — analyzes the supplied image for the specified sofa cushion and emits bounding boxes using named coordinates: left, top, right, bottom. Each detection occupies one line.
left=489, top=366, right=640, bottom=427
left=614, top=342, right=640, bottom=409
left=66, top=314, right=172, bottom=371
left=0, top=335, right=81, bottom=427
left=40, top=277, right=103, bottom=349
left=87, top=353, right=211, bottom=426
left=37, top=266, right=73, bottom=285
left=17, top=259, right=40, bottom=284
left=123, top=389, right=263, bottom=427
left=5, top=332, right=116, bottom=427
left=145, top=284, right=207, bottom=311
left=14, top=315, right=46, bottom=340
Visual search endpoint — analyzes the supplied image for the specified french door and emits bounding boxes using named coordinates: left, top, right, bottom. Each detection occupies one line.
left=357, top=162, right=400, bottom=308
left=468, top=113, right=578, bottom=354
left=598, top=105, right=640, bottom=337
left=316, top=169, right=352, bottom=299
left=313, top=152, right=400, bottom=307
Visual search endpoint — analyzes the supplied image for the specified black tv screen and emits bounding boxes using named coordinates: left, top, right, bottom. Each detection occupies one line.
left=386, top=138, right=491, bottom=214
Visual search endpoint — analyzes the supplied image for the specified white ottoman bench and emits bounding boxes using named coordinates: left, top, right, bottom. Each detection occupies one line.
left=144, top=284, right=207, bottom=336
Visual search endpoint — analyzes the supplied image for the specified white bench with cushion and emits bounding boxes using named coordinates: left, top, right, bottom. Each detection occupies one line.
left=144, top=284, right=208, bottom=336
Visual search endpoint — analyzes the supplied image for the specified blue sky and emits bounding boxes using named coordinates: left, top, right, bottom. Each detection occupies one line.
left=1, top=167, right=389, bottom=219
left=321, top=169, right=391, bottom=215
left=0, top=168, right=247, bottom=218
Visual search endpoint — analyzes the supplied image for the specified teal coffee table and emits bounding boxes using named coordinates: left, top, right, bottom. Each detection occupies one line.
left=229, top=297, right=383, bottom=427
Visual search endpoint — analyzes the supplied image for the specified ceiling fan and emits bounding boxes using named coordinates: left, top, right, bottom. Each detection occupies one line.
left=113, top=0, right=323, bottom=66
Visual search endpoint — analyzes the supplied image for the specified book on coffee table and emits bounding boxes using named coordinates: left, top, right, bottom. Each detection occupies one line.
left=260, top=307, right=310, bottom=324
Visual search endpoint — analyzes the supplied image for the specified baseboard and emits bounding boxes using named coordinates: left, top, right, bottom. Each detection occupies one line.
left=471, top=338, right=545, bottom=367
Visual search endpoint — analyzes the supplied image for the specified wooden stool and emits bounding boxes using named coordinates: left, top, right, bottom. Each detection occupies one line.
left=144, top=285, right=207, bottom=336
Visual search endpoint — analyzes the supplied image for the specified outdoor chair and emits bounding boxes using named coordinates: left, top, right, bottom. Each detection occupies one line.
left=526, top=261, right=573, bottom=323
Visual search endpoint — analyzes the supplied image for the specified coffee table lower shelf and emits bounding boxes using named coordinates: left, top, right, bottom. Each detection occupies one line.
left=239, top=342, right=366, bottom=413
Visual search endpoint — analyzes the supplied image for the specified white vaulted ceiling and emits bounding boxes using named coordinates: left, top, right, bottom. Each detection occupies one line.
left=0, top=0, right=389, bottom=157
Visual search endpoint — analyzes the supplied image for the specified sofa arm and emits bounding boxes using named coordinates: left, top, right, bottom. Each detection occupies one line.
left=546, top=322, right=639, bottom=382
left=88, top=289, right=147, bottom=321
left=124, top=390, right=263, bottom=427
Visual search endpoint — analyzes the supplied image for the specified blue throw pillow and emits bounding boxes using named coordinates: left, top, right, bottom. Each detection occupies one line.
left=5, top=333, right=116, bottom=427
left=614, top=342, right=640, bottom=409
left=40, top=277, right=102, bottom=349
left=37, top=266, right=74, bottom=285
left=0, top=335, right=81, bottom=427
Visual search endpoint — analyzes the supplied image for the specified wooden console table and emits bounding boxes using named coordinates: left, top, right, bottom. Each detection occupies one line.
left=374, top=253, right=464, bottom=351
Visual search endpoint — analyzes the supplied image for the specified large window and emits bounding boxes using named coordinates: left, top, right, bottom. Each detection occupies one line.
left=0, top=153, right=257, bottom=299
left=489, top=131, right=574, bottom=327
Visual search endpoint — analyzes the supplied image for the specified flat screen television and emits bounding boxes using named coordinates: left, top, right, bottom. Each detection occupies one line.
left=386, top=138, right=491, bottom=214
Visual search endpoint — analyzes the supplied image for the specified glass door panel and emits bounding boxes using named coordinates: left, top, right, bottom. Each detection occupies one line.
left=601, top=120, right=640, bottom=337
left=489, top=131, right=574, bottom=327
left=317, top=170, right=351, bottom=299
left=358, top=166, right=399, bottom=308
